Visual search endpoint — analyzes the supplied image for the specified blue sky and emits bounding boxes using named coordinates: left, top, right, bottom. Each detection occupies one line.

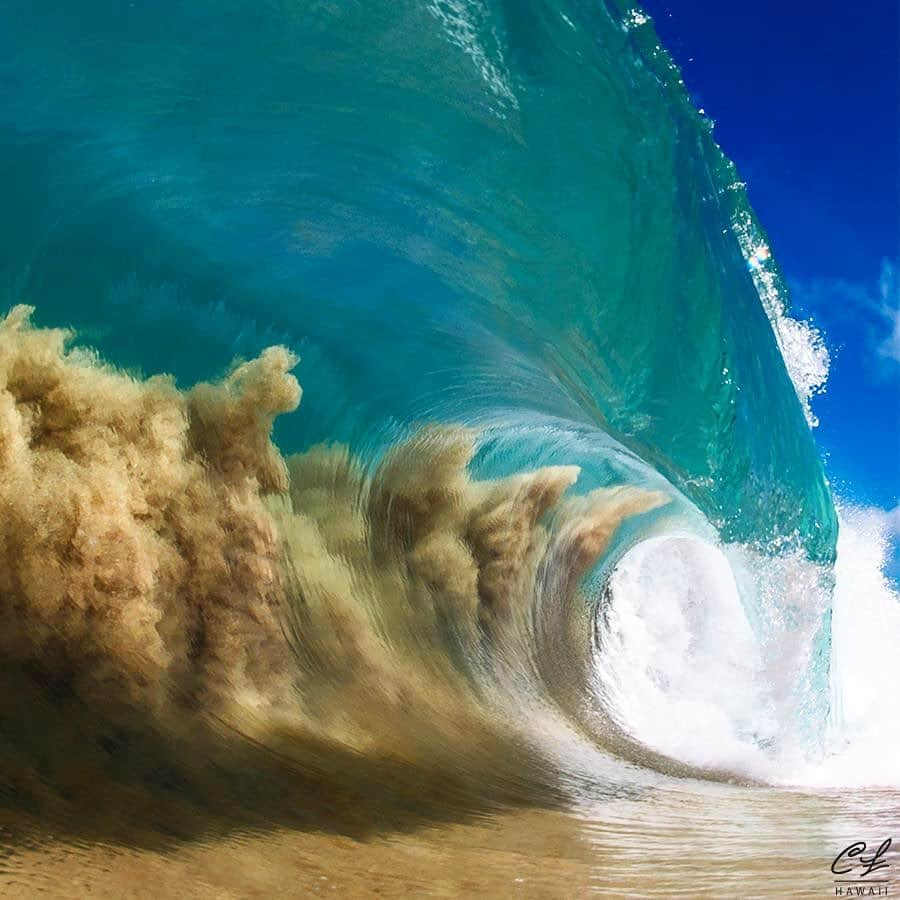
left=640, top=0, right=899, bottom=566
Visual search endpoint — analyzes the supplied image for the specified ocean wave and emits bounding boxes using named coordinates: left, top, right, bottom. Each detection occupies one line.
left=0, top=1, right=894, bottom=873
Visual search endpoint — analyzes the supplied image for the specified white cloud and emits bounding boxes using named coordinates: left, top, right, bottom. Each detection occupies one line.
left=878, top=502, right=900, bottom=536
left=843, top=501, right=900, bottom=546
left=837, top=503, right=900, bottom=590
left=790, top=258, right=900, bottom=373
left=891, top=505, right=900, bottom=535
left=876, top=260, right=900, bottom=365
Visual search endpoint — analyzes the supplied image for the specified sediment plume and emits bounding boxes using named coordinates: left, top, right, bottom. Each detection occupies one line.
left=0, top=306, right=299, bottom=724
left=0, top=305, right=665, bottom=755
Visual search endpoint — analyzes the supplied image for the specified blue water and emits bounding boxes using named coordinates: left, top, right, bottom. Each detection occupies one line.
left=0, top=0, right=836, bottom=565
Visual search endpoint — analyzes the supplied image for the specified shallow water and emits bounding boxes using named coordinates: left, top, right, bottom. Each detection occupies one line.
left=3, top=786, right=898, bottom=897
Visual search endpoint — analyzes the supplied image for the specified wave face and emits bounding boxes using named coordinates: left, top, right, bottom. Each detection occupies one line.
left=0, top=0, right=834, bottom=554
left=0, top=0, right=859, bottom=843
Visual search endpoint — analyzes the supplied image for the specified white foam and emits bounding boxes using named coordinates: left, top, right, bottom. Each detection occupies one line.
left=592, top=534, right=777, bottom=780
left=805, top=507, right=900, bottom=788
left=591, top=514, right=900, bottom=788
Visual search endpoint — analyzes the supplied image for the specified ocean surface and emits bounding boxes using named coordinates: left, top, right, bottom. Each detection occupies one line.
left=0, top=1, right=897, bottom=896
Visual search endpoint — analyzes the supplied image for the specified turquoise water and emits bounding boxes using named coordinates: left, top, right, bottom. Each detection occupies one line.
left=0, top=0, right=835, bottom=562
left=2, top=4, right=870, bottom=849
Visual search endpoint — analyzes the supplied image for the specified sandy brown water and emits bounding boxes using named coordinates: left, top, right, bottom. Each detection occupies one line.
left=2, top=783, right=897, bottom=898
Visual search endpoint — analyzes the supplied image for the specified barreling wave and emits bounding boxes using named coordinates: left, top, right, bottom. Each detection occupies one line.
left=0, top=0, right=887, bottom=852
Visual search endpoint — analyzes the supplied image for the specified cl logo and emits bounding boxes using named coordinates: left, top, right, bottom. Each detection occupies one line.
left=832, top=839, right=892, bottom=878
